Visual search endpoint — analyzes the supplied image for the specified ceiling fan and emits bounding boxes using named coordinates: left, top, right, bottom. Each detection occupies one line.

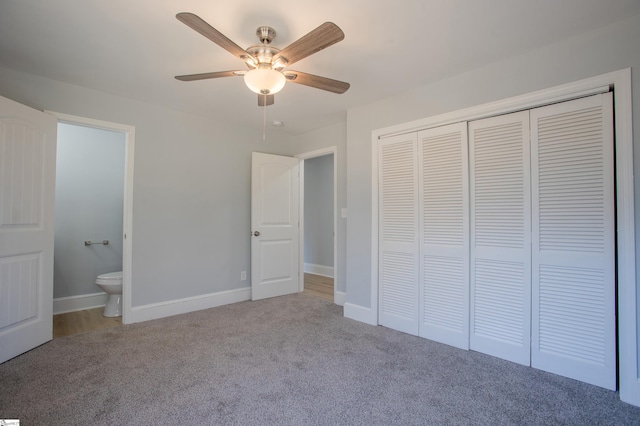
left=174, top=12, right=350, bottom=106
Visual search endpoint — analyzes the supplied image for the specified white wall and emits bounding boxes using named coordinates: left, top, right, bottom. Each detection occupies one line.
left=304, top=154, right=334, bottom=274
left=291, top=121, right=346, bottom=293
left=0, top=65, right=292, bottom=308
left=54, top=123, right=125, bottom=298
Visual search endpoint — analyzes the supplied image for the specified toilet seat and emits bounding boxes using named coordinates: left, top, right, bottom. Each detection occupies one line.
left=95, top=271, right=123, bottom=285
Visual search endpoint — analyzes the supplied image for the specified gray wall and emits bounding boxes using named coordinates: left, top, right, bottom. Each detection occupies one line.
left=345, top=13, right=640, bottom=309
left=54, top=123, right=125, bottom=298
left=304, top=154, right=334, bottom=270
left=291, top=121, right=347, bottom=293
left=0, top=65, right=292, bottom=307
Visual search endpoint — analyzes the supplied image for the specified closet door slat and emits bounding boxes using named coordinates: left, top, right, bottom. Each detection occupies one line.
left=418, top=123, right=469, bottom=349
left=469, top=111, right=531, bottom=366
left=378, top=133, right=420, bottom=335
left=531, top=93, right=615, bottom=390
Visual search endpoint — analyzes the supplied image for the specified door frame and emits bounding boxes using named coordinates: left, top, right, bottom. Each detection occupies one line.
left=370, top=68, right=637, bottom=403
left=296, top=146, right=339, bottom=304
left=47, top=111, right=135, bottom=324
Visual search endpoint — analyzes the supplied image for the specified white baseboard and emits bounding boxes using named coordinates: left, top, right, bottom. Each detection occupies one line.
left=343, top=302, right=377, bottom=325
left=53, top=292, right=108, bottom=315
left=334, top=291, right=346, bottom=306
left=130, top=287, right=251, bottom=324
left=304, top=263, right=334, bottom=278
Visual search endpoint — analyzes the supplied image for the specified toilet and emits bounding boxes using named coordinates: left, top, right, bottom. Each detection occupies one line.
left=95, top=271, right=123, bottom=317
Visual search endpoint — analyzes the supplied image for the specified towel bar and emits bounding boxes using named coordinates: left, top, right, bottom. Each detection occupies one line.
left=84, top=240, right=109, bottom=246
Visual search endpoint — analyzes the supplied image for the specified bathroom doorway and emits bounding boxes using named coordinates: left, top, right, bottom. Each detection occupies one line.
left=50, top=113, right=134, bottom=329
left=297, top=147, right=337, bottom=304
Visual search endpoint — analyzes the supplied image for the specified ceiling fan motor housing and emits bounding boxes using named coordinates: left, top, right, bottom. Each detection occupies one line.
left=246, top=26, right=288, bottom=69
left=246, top=45, right=282, bottom=68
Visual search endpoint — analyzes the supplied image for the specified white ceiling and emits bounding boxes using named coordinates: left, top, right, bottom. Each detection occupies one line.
left=1, top=0, right=639, bottom=134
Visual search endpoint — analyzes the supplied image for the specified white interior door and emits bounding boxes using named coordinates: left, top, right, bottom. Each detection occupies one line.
left=530, top=93, right=616, bottom=389
left=378, top=133, right=420, bottom=336
left=251, top=152, right=300, bottom=301
left=418, top=123, right=470, bottom=349
left=469, top=111, right=532, bottom=366
left=0, top=95, right=57, bottom=363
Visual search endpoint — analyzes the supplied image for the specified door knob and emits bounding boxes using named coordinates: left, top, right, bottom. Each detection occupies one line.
left=253, top=231, right=260, bottom=237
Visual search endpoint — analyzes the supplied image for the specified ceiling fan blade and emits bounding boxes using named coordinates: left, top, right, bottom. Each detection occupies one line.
left=284, top=71, right=350, bottom=94
left=273, top=22, right=344, bottom=67
left=175, top=71, right=242, bottom=81
left=258, top=94, right=275, bottom=106
left=176, top=12, right=256, bottom=64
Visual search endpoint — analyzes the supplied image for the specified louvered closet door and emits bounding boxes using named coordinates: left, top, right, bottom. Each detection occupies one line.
left=469, top=111, right=532, bottom=365
left=531, top=93, right=615, bottom=389
left=418, top=123, right=469, bottom=349
left=378, top=133, right=420, bottom=335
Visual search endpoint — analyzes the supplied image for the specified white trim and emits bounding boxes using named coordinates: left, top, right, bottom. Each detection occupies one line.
left=371, top=134, right=380, bottom=329
left=298, top=159, right=305, bottom=293
left=370, top=69, right=637, bottom=404
left=343, top=303, right=376, bottom=325
left=296, top=146, right=338, bottom=160
left=130, top=287, right=251, bottom=324
left=377, top=85, right=610, bottom=140
left=296, top=146, right=339, bottom=304
left=47, top=111, right=135, bottom=326
left=611, top=69, right=639, bottom=405
left=53, top=292, right=108, bottom=315
left=334, top=291, right=346, bottom=306
left=304, top=263, right=334, bottom=277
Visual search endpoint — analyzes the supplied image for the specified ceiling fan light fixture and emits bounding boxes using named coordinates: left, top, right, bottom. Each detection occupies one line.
left=244, top=68, right=286, bottom=95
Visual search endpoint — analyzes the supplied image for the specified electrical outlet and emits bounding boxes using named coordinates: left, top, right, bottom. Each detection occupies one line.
left=341, top=208, right=347, bottom=218
left=240, top=271, right=247, bottom=281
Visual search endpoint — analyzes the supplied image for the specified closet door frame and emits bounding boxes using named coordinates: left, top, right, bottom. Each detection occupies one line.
left=370, top=68, right=637, bottom=405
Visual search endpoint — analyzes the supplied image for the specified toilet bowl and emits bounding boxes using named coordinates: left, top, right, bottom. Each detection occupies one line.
left=95, top=271, right=123, bottom=317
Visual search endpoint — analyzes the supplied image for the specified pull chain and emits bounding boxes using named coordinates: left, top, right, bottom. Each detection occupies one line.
left=262, top=95, right=267, bottom=141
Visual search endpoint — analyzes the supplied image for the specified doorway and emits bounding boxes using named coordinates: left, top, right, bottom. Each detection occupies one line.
left=50, top=112, right=134, bottom=325
left=297, top=147, right=337, bottom=303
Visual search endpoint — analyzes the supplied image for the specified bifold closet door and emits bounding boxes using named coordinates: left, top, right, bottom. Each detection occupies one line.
left=378, top=133, right=420, bottom=335
left=530, top=93, right=615, bottom=390
left=418, top=123, right=469, bottom=349
left=469, top=111, right=532, bottom=365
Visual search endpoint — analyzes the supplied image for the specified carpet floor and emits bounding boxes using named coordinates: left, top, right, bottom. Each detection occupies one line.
left=1, top=293, right=640, bottom=425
